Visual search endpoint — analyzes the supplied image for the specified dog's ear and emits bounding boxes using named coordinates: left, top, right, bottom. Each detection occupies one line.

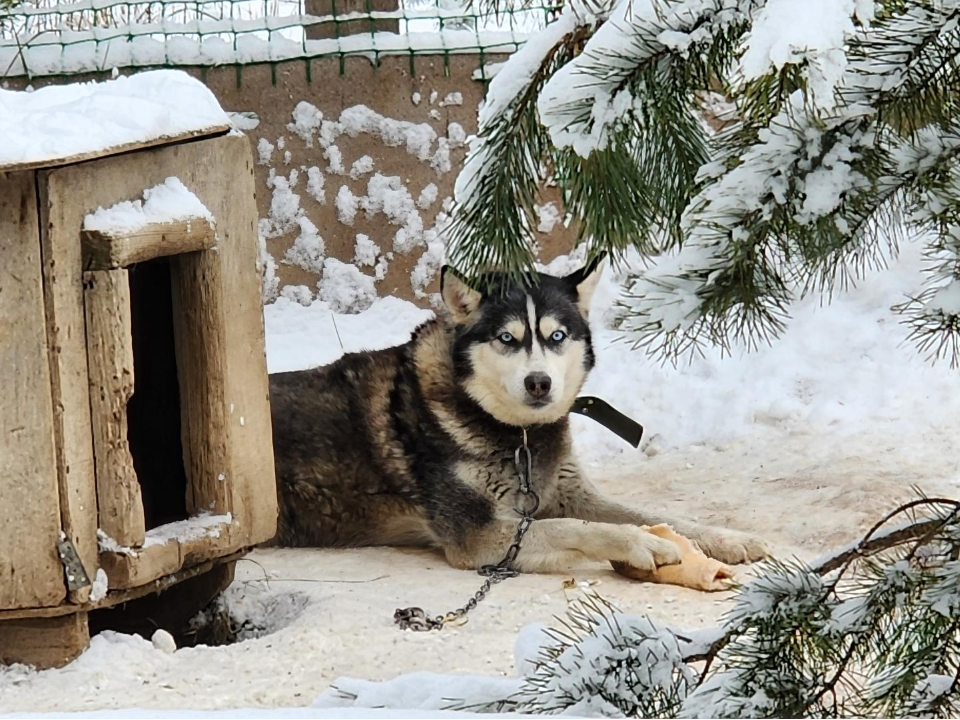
left=441, top=266, right=482, bottom=323
left=563, top=253, right=606, bottom=317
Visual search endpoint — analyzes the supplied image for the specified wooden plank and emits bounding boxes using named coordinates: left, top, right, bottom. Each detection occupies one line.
left=179, top=524, right=241, bottom=568
left=98, top=516, right=239, bottom=590
left=0, top=171, right=66, bottom=611
left=1, top=126, right=230, bottom=174
left=210, top=135, right=278, bottom=545
left=83, top=270, right=146, bottom=548
left=0, top=613, right=89, bottom=669
left=0, top=551, right=246, bottom=622
left=38, top=174, right=99, bottom=606
left=82, top=218, right=216, bottom=270
left=171, top=251, right=232, bottom=517
left=98, top=543, right=181, bottom=590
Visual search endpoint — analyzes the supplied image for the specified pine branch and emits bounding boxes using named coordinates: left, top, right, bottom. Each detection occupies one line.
left=615, top=1, right=960, bottom=365
left=685, top=498, right=960, bottom=665
left=890, top=158, right=960, bottom=366
left=620, top=97, right=829, bottom=361
left=448, top=0, right=960, bottom=367
left=620, top=100, right=960, bottom=364
left=446, top=11, right=589, bottom=288
left=894, top=233, right=960, bottom=367
left=538, top=0, right=755, bottom=149
left=556, top=119, right=682, bottom=265
left=545, top=54, right=713, bottom=266
left=533, top=0, right=750, bottom=255
left=855, top=1, right=960, bottom=135
left=684, top=498, right=960, bottom=718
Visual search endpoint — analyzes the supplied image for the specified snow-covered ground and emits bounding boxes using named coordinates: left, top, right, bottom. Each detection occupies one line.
left=2, top=243, right=958, bottom=717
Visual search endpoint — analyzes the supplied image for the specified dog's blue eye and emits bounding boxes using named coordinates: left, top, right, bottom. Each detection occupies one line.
left=498, top=332, right=515, bottom=344
left=550, top=330, right=567, bottom=343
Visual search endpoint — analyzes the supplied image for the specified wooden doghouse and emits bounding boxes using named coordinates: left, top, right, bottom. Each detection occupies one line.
left=0, top=128, right=277, bottom=667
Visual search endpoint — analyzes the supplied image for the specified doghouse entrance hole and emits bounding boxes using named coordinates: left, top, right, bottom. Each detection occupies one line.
left=126, top=257, right=189, bottom=530
left=186, top=589, right=311, bottom=647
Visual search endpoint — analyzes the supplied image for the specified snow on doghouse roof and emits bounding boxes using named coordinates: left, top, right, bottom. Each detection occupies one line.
left=0, top=70, right=230, bottom=172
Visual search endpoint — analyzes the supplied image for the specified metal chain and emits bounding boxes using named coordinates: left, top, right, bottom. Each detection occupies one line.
left=394, top=429, right=539, bottom=631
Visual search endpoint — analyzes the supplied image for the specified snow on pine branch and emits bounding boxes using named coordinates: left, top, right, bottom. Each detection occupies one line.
left=739, top=0, right=873, bottom=111
left=619, top=90, right=879, bottom=357
left=895, top=169, right=960, bottom=366
left=453, top=6, right=582, bottom=206
left=532, top=0, right=874, bottom=227
left=843, top=0, right=960, bottom=122
left=537, top=0, right=758, bottom=158
left=448, top=4, right=587, bottom=279
left=521, top=613, right=695, bottom=717
left=619, top=85, right=960, bottom=363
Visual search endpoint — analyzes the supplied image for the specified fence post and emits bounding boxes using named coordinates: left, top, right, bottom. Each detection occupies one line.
left=304, top=0, right=400, bottom=39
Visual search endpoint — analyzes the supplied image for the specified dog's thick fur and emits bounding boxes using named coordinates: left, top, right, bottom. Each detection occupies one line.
left=269, top=263, right=769, bottom=573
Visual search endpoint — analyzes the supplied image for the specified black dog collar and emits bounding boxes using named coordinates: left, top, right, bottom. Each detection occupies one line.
left=570, top=396, right=644, bottom=448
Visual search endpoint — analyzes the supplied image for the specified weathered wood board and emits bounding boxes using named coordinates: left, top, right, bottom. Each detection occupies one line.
left=83, top=269, right=146, bottom=548
left=82, top=218, right=216, bottom=269
left=0, top=171, right=66, bottom=611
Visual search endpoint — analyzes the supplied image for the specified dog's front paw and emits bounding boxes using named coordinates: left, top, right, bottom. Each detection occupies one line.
left=694, top=527, right=770, bottom=565
left=624, top=530, right=683, bottom=571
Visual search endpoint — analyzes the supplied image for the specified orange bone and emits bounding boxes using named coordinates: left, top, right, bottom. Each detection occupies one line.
left=611, top=524, right=735, bottom=592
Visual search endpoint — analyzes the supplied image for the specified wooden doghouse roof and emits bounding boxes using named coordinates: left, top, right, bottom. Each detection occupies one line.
left=0, top=70, right=230, bottom=173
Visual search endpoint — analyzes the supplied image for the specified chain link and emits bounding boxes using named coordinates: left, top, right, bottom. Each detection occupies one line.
left=394, top=429, right=538, bottom=632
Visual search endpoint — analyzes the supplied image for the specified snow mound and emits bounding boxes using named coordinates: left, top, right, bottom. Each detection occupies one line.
left=83, top=177, right=214, bottom=235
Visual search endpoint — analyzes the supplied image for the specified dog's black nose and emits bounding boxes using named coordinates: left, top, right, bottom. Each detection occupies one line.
left=524, top=372, right=552, bottom=399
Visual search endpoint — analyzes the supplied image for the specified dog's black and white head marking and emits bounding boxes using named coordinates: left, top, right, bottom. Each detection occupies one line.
left=441, top=260, right=604, bottom=427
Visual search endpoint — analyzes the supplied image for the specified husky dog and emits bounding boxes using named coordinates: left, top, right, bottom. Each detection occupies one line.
left=268, top=262, right=769, bottom=573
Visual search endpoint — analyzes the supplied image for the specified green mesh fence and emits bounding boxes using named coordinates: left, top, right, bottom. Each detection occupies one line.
left=0, top=0, right=555, bottom=79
